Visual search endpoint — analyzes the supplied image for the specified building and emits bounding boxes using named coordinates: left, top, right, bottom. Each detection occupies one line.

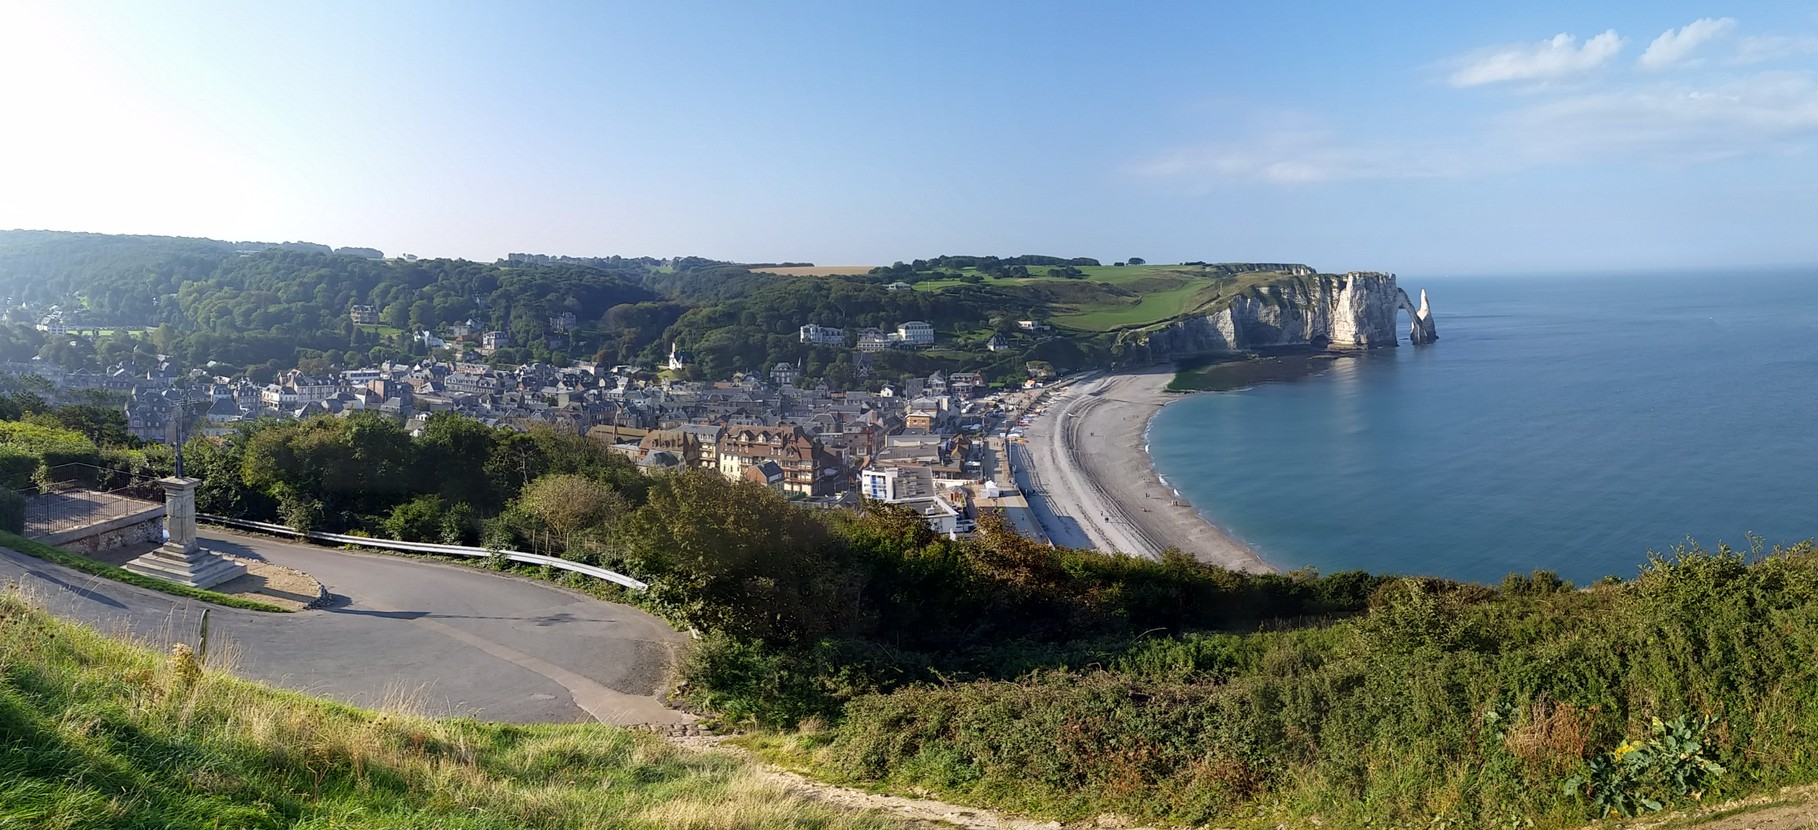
left=350, top=305, right=378, bottom=325
left=855, top=329, right=894, bottom=352
left=861, top=466, right=966, bottom=535
left=861, top=466, right=936, bottom=502
left=895, top=321, right=935, bottom=348
left=986, top=333, right=1012, bottom=352
left=638, top=426, right=717, bottom=470
left=481, top=331, right=510, bottom=351
left=549, top=311, right=576, bottom=332
left=716, top=424, right=842, bottom=497
left=885, top=281, right=913, bottom=292
left=799, top=323, right=846, bottom=346
left=667, top=342, right=692, bottom=371
left=1016, top=320, right=1051, bottom=332
left=948, top=372, right=986, bottom=397
left=770, top=362, right=799, bottom=387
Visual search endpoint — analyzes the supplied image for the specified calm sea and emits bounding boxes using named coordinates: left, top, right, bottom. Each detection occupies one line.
left=1146, top=268, right=1818, bottom=585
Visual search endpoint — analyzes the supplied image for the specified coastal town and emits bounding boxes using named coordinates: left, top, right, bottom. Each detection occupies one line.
left=5, top=307, right=1077, bottom=543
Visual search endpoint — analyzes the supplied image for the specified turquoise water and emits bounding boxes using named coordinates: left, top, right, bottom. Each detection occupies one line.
left=1146, top=268, right=1818, bottom=585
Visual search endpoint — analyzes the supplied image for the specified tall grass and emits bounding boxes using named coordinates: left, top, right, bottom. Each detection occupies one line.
left=0, top=588, right=906, bottom=830
left=768, top=542, right=1818, bottom=828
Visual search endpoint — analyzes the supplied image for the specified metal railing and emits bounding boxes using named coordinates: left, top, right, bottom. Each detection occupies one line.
left=21, top=486, right=164, bottom=539
left=196, top=513, right=649, bottom=592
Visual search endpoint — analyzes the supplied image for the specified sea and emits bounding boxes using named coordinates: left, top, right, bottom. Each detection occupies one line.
left=1145, top=267, right=1818, bottom=585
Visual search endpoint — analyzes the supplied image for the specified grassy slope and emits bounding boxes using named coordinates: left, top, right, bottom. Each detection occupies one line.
left=0, top=531, right=286, bottom=613
left=756, top=543, right=1818, bottom=828
left=0, top=589, right=904, bottom=830
left=910, top=265, right=1311, bottom=333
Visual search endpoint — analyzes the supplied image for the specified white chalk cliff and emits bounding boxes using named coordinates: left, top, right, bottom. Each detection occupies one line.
left=1137, top=271, right=1436, bottom=356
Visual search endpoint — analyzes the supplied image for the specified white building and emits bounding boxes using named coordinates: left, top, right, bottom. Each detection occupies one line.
left=862, top=467, right=966, bottom=535
left=799, top=323, right=846, bottom=346
left=895, top=321, right=935, bottom=348
left=861, top=466, right=936, bottom=502
left=855, top=329, right=894, bottom=352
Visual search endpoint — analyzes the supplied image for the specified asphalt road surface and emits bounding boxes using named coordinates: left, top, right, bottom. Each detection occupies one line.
left=0, top=529, right=689, bottom=725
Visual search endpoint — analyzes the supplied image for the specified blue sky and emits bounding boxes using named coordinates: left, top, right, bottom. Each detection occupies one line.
left=3, top=1, right=1817, bottom=274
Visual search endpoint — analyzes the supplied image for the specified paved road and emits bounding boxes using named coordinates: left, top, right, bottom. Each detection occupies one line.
left=0, top=529, right=690, bottom=725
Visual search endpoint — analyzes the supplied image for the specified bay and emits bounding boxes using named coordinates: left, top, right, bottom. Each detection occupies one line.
left=1146, top=268, right=1818, bottom=584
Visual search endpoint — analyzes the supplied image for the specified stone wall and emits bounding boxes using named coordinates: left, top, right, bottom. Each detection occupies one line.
left=38, top=508, right=166, bottom=555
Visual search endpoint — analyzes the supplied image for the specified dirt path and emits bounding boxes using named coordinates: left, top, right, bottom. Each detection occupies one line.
left=1600, top=783, right=1818, bottom=830
left=668, top=735, right=1157, bottom=830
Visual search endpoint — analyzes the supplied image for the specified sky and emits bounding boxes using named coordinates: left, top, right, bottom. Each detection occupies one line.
left=3, top=1, right=1818, bottom=274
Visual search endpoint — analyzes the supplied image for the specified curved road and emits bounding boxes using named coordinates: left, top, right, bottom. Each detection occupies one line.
left=0, top=529, right=689, bottom=725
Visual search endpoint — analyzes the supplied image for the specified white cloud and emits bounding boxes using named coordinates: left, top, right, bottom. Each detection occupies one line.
left=1130, top=125, right=1474, bottom=185
left=1500, top=71, right=1818, bottom=163
left=1133, top=69, right=1818, bottom=188
left=1732, top=34, right=1818, bottom=64
left=1639, top=17, right=1737, bottom=69
left=1449, top=30, right=1625, bottom=87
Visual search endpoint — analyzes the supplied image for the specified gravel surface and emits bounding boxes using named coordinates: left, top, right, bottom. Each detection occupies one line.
left=1019, top=369, right=1274, bottom=572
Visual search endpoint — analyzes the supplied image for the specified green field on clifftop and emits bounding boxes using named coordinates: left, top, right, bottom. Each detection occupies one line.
left=910, top=263, right=1308, bottom=332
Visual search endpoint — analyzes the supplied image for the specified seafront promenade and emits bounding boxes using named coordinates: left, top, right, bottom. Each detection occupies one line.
left=1011, top=370, right=1275, bottom=573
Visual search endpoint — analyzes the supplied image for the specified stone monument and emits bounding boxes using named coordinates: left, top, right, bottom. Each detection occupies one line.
left=122, top=477, right=246, bottom=589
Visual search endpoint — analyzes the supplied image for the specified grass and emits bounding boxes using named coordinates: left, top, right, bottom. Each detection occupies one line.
left=0, top=531, right=287, bottom=613
left=751, top=266, right=877, bottom=276
left=730, top=541, right=1818, bottom=828
left=907, top=264, right=1316, bottom=332
left=0, top=588, right=909, bottom=830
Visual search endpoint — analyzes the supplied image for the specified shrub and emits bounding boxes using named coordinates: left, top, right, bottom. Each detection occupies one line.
left=0, top=488, right=24, bottom=533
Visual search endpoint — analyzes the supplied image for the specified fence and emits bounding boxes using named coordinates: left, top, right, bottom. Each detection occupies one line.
left=20, top=487, right=164, bottom=540
left=195, top=513, right=649, bottom=592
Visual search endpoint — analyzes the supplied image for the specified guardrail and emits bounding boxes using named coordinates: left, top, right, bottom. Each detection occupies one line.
left=197, top=513, right=648, bottom=592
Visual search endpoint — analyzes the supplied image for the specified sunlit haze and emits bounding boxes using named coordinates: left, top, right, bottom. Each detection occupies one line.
left=4, top=1, right=1818, bottom=272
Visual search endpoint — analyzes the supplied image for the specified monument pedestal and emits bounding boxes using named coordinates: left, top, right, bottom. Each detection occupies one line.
left=122, top=477, right=245, bottom=590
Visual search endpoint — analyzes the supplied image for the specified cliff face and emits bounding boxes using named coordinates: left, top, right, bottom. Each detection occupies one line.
left=1138, top=272, right=1433, bottom=358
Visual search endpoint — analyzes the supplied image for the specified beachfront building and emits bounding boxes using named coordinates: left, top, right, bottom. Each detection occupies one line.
left=861, top=466, right=936, bottom=502
left=861, top=465, right=967, bottom=535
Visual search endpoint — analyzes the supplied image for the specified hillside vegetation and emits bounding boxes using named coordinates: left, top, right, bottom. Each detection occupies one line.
left=166, top=414, right=1818, bottom=827
left=0, top=587, right=904, bottom=830
left=0, top=231, right=1351, bottom=383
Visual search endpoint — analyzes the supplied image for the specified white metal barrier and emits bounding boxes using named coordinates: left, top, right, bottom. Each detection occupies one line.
left=197, top=513, right=648, bottom=592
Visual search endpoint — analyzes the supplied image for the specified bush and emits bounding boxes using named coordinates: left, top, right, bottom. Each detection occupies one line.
left=0, top=448, right=35, bottom=492
left=0, top=488, right=24, bottom=533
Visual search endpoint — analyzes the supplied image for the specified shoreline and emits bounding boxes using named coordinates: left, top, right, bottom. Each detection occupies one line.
left=1015, top=367, right=1276, bottom=574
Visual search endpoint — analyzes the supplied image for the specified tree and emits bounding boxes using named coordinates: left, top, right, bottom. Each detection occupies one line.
left=1127, top=257, right=1146, bottom=265
left=516, top=473, right=628, bottom=557
left=618, top=470, right=848, bottom=641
